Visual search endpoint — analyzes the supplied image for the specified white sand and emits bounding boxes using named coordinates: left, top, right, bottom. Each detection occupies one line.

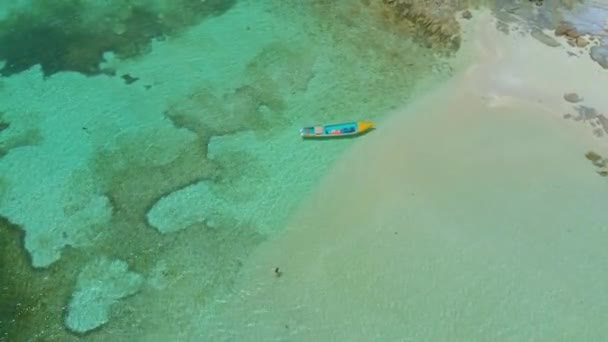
left=196, top=10, right=608, bottom=341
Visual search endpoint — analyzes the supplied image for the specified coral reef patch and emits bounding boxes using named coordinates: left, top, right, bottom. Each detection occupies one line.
left=0, top=0, right=237, bottom=78
left=64, top=257, right=144, bottom=334
left=585, top=151, right=608, bottom=176
left=381, top=0, right=462, bottom=52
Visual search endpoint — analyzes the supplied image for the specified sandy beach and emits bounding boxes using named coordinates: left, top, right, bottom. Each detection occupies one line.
left=193, top=10, right=608, bottom=341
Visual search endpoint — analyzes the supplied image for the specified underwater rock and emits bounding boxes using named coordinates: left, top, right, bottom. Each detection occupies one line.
left=555, top=21, right=581, bottom=38
left=65, top=257, right=144, bottom=334
left=585, top=151, right=603, bottom=162
left=574, top=105, right=599, bottom=121
left=563, top=92, right=583, bottom=103
left=585, top=151, right=608, bottom=176
left=590, top=45, right=608, bottom=69
left=383, top=0, right=462, bottom=52
left=121, top=73, right=139, bottom=85
left=462, top=10, right=472, bottom=20
left=575, top=37, right=590, bottom=48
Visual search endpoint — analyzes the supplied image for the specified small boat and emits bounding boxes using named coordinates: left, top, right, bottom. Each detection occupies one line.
left=300, top=120, right=374, bottom=139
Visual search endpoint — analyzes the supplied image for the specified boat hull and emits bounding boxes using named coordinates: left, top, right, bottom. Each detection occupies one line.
left=300, top=121, right=374, bottom=139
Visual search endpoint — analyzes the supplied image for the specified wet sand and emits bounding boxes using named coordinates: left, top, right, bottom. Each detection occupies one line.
left=197, top=10, right=608, bottom=341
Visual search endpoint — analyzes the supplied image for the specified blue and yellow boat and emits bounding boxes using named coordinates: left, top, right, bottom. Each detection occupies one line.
left=300, top=120, right=374, bottom=139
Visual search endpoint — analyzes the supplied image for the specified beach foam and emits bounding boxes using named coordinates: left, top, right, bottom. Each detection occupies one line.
left=196, top=10, right=608, bottom=340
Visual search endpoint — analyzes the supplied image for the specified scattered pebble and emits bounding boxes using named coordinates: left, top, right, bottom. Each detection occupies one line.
left=585, top=151, right=603, bottom=163
left=575, top=37, right=589, bottom=48
left=555, top=21, right=581, bottom=38
left=121, top=73, right=139, bottom=85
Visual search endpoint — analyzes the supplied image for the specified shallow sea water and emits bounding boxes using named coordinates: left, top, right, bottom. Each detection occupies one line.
left=0, top=0, right=448, bottom=340
left=1, top=0, right=608, bottom=341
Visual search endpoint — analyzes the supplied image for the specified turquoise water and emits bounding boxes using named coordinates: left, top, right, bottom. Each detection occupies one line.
left=1, top=0, right=608, bottom=341
left=0, top=0, right=449, bottom=340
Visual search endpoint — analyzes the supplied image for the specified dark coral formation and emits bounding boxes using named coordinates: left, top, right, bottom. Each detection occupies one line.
left=0, top=0, right=237, bottom=78
left=563, top=105, right=608, bottom=138
left=89, top=126, right=215, bottom=271
left=0, top=216, right=82, bottom=342
left=165, top=84, right=287, bottom=140
left=585, top=151, right=608, bottom=176
left=381, top=0, right=462, bottom=52
left=379, top=0, right=601, bottom=60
